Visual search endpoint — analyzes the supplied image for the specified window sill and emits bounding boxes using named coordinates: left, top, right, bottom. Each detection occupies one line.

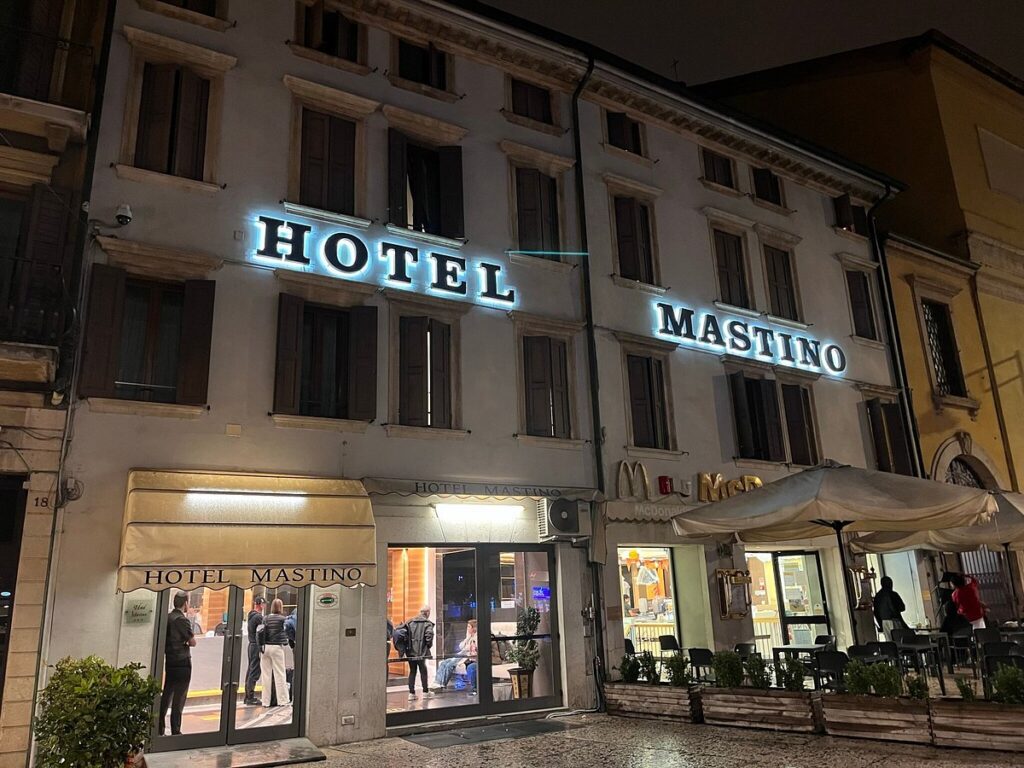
left=611, top=274, right=667, bottom=295
left=136, top=0, right=232, bottom=31
left=625, top=445, right=684, bottom=460
left=515, top=434, right=585, bottom=450
left=286, top=42, right=372, bottom=76
left=509, top=252, right=575, bottom=273
left=499, top=109, right=565, bottom=137
left=713, top=301, right=760, bottom=319
left=114, top=164, right=222, bottom=195
left=386, top=74, right=460, bottom=104
left=384, top=424, right=470, bottom=440
left=832, top=226, right=870, bottom=243
left=699, top=177, right=743, bottom=197
left=385, top=224, right=466, bottom=250
left=933, top=394, right=981, bottom=417
left=601, top=142, right=654, bottom=168
left=752, top=197, right=795, bottom=216
left=86, top=398, right=206, bottom=419
left=766, top=314, right=809, bottom=331
left=283, top=201, right=372, bottom=229
left=850, top=335, right=886, bottom=351
left=271, top=413, right=370, bottom=433
left=733, top=457, right=787, bottom=471
left=0, top=342, right=58, bottom=386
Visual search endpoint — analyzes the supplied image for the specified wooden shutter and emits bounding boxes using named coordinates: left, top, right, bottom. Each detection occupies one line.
left=846, top=270, right=877, bottom=339
left=135, top=63, right=177, bottom=173
left=14, top=0, right=63, bottom=102
left=511, top=78, right=530, bottom=117
left=614, top=197, right=641, bottom=280
left=715, top=230, right=748, bottom=308
left=175, top=280, right=216, bottom=405
left=833, top=194, right=855, bottom=230
left=428, top=45, right=447, bottom=91
left=866, top=398, right=893, bottom=473
left=338, top=12, right=359, bottom=61
left=78, top=264, right=126, bottom=398
left=303, top=3, right=324, bottom=49
left=172, top=68, right=209, bottom=181
left=327, top=115, right=356, bottom=215
left=760, top=378, right=786, bottom=462
left=765, top=246, right=797, bottom=320
left=729, top=371, right=755, bottom=459
left=607, top=112, right=630, bottom=149
left=783, top=384, right=816, bottom=466
left=273, top=293, right=305, bottom=414
left=438, top=145, right=464, bottom=239
left=636, top=203, right=654, bottom=284
left=627, top=354, right=655, bottom=448
left=387, top=129, right=408, bottom=226
left=15, top=184, right=73, bottom=344
left=550, top=338, right=571, bottom=439
left=300, top=109, right=329, bottom=210
left=524, top=335, right=553, bottom=437
left=541, top=175, right=559, bottom=254
left=399, top=315, right=428, bottom=426
left=650, top=358, right=668, bottom=450
left=346, top=305, right=377, bottom=421
left=882, top=401, right=914, bottom=476
left=852, top=205, right=869, bottom=236
left=429, top=319, right=452, bottom=428
left=531, top=83, right=552, bottom=124
left=516, top=167, right=543, bottom=251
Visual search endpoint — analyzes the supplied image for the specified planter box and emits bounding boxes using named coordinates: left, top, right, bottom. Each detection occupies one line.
left=603, top=682, right=701, bottom=723
left=700, top=687, right=820, bottom=733
left=930, top=698, right=1024, bottom=752
left=821, top=694, right=930, bottom=744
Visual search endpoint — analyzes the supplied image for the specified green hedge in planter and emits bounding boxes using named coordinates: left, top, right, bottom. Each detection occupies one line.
left=992, top=665, right=1024, bottom=705
left=711, top=651, right=744, bottom=688
left=664, top=653, right=693, bottom=687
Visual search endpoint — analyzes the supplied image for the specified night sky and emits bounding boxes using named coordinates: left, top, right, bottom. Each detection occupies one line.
left=481, top=0, right=1024, bottom=84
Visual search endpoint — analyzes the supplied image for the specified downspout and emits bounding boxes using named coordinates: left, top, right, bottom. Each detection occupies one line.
left=571, top=54, right=608, bottom=702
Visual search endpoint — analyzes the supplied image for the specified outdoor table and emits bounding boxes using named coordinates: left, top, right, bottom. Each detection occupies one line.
left=918, top=631, right=954, bottom=674
left=772, top=644, right=825, bottom=688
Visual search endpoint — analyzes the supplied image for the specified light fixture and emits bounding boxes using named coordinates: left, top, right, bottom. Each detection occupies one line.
left=434, top=503, right=523, bottom=522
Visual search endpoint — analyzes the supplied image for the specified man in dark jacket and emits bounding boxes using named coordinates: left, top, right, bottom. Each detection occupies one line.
left=405, top=605, right=435, bottom=700
left=244, top=596, right=265, bottom=705
left=873, top=576, right=907, bottom=639
left=159, top=592, right=196, bottom=735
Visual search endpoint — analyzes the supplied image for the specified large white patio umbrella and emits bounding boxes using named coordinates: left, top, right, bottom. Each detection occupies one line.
left=671, top=460, right=996, bottom=643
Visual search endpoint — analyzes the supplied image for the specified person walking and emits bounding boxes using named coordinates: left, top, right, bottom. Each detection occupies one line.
left=243, top=596, right=265, bottom=705
left=405, top=605, right=434, bottom=700
left=259, top=598, right=291, bottom=707
left=873, top=576, right=908, bottom=640
left=950, top=573, right=987, bottom=629
left=158, top=592, right=196, bottom=736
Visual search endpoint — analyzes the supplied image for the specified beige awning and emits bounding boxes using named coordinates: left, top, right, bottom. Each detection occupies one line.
left=117, top=470, right=377, bottom=592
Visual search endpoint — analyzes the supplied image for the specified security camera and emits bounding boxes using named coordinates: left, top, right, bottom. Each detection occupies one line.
left=115, top=203, right=133, bottom=226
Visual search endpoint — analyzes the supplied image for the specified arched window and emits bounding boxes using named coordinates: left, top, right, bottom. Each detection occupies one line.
left=945, top=456, right=984, bottom=488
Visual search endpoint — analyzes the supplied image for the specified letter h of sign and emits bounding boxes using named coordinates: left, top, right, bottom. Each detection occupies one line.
left=257, top=216, right=312, bottom=265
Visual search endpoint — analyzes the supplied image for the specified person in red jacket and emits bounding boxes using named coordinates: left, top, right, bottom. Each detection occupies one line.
left=950, top=573, right=987, bottom=629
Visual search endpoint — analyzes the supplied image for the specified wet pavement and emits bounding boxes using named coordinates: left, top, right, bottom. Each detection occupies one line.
left=321, top=714, right=1022, bottom=768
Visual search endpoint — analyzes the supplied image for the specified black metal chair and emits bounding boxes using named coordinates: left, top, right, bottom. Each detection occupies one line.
left=815, top=650, right=849, bottom=692
left=974, top=627, right=1002, bottom=648
left=949, top=627, right=977, bottom=677
left=624, top=638, right=636, bottom=657
left=734, top=642, right=757, bottom=661
left=814, top=634, right=837, bottom=652
left=688, top=647, right=715, bottom=684
left=847, top=644, right=879, bottom=662
left=982, top=641, right=1023, bottom=659
left=891, top=628, right=937, bottom=673
left=659, top=635, right=681, bottom=654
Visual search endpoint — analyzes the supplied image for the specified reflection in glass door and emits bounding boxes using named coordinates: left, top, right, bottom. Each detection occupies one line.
left=746, top=551, right=831, bottom=655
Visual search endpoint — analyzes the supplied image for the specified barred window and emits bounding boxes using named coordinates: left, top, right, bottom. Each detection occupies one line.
left=922, top=300, right=966, bottom=398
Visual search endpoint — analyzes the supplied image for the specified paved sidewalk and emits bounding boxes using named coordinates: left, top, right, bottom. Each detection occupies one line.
left=321, top=714, right=1021, bottom=768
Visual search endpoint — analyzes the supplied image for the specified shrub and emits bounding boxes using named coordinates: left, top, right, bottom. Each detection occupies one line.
left=778, top=657, right=807, bottom=692
left=991, top=664, right=1024, bottom=705
left=618, top=653, right=641, bottom=684
left=955, top=676, right=977, bottom=702
left=870, top=662, right=903, bottom=697
left=638, top=650, right=660, bottom=684
left=904, top=674, right=929, bottom=700
left=35, top=656, right=161, bottom=768
left=844, top=660, right=873, bottom=695
left=745, top=654, right=771, bottom=690
left=664, top=653, right=693, bottom=687
left=712, top=651, right=744, bottom=689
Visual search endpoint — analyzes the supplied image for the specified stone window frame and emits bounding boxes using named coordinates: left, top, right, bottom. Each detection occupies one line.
left=836, top=252, right=885, bottom=349
left=500, top=73, right=565, bottom=137
left=604, top=173, right=664, bottom=292
left=702, top=206, right=757, bottom=315
left=614, top=330, right=682, bottom=458
left=387, top=34, right=459, bottom=104
left=754, top=222, right=806, bottom=327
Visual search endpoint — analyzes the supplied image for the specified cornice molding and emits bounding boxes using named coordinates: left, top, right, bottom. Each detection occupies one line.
left=97, top=236, right=223, bottom=279
left=498, top=139, right=574, bottom=176
left=282, top=75, right=380, bottom=119
left=122, top=26, right=238, bottom=75
left=381, top=104, right=468, bottom=145
left=0, top=146, right=58, bottom=188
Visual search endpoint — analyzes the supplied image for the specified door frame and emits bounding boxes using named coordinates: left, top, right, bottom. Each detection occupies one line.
left=770, top=550, right=832, bottom=644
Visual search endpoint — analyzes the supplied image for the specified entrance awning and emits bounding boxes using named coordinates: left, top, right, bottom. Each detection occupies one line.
left=117, top=470, right=377, bottom=592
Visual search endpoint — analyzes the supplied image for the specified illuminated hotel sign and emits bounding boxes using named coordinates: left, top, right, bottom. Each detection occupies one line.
left=253, top=215, right=516, bottom=306
left=654, top=302, right=847, bottom=375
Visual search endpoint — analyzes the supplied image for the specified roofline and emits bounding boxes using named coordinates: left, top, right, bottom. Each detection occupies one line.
left=884, top=232, right=978, bottom=273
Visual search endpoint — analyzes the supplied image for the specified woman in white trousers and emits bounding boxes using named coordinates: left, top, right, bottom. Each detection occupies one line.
left=259, top=598, right=291, bottom=706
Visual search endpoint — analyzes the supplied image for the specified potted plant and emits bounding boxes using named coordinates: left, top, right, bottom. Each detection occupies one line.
left=35, top=656, right=162, bottom=768
left=819, top=660, right=930, bottom=745
left=700, top=651, right=820, bottom=733
left=604, top=651, right=701, bottom=723
left=507, top=606, right=541, bottom=698
left=930, top=664, right=1024, bottom=751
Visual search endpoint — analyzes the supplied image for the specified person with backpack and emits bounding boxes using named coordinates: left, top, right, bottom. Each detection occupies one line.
left=402, top=605, right=435, bottom=700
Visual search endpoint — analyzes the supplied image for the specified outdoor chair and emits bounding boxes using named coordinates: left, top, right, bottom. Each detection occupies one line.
left=688, top=647, right=715, bottom=684
left=659, top=635, right=681, bottom=654
left=982, top=641, right=1023, bottom=659
left=847, top=644, right=880, bottom=662
left=814, top=634, right=837, bottom=652
left=974, top=627, right=1002, bottom=648
left=734, top=642, right=758, bottom=660
left=623, top=638, right=636, bottom=657
left=815, top=650, right=849, bottom=692
left=891, top=629, right=939, bottom=676
left=950, top=627, right=977, bottom=677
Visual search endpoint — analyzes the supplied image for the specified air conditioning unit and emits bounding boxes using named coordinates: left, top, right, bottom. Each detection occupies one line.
left=536, top=498, right=592, bottom=541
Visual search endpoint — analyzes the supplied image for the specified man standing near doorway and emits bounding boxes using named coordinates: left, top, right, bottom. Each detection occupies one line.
left=244, top=596, right=265, bottom=705
left=159, top=592, right=196, bottom=736
left=406, top=605, right=434, bottom=700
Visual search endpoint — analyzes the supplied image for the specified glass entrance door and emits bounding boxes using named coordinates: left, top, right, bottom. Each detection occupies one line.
left=773, top=552, right=831, bottom=644
left=151, top=586, right=305, bottom=751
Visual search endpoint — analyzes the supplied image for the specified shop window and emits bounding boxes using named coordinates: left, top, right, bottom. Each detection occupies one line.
left=752, top=167, right=783, bottom=205
left=618, top=547, right=677, bottom=656
left=845, top=269, right=878, bottom=341
left=510, top=77, right=553, bottom=125
left=523, top=335, right=570, bottom=439
left=273, top=295, right=377, bottom=420
left=515, top=167, right=559, bottom=257
left=388, top=129, right=464, bottom=239
left=781, top=383, right=818, bottom=466
left=833, top=194, right=870, bottom=237
left=729, top=372, right=785, bottom=462
left=397, top=39, right=447, bottom=91
left=713, top=229, right=749, bottom=309
left=613, top=196, right=654, bottom=284
left=398, top=315, right=451, bottom=428
left=606, top=111, right=643, bottom=155
left=702, top=148, right=735, bottom=189
left=626, top=353, right=669, bottom=450
left=764, top=245, right=799, bottom=321
left=78, top=264, right=215, bottom=405
left=921, top=299, right=967, bottom=398
left=134, top=62, right=210, bottom=181
left=298, top=2, right=360, bottom=63
left=299, top=107, right=356, bottom=216
left=866, top=397, right=914, bottom=475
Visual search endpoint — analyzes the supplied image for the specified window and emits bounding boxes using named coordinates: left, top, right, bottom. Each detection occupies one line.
left=399, top=315, right=451, bottom=428
left=515, top=167, right=559, bottom=257
left=273, top=294, right=377, bottom=420
left=299, top=108, right=356, bottom=215
left=78, top=264, right=216, bottom=405
left=752, top=167, right=783, bottom=206
left=617, top=547, right=676, bottom=656
left=523, top=335, right=570, bottom=439
left=397, top=39, right=446, bottom=91
left=164, top=0, right=217, bottom=15
left=781, top=383, right=818, bottom=466
left=388, top=129, right=463, bottom=239
left=921, top=299, right=967, bottom=398
left=833, top=194, right=870, bottom=237
left=299, top=2, right=360, bottom=62
left=764, top=245, right=799, bottom=321
left=134, top=62, right=210, bottom=181
left=626, top=353, right=668, bottom=450
left=606, top=111, right=643, bottom=155
left=845, top=269, right=877, bottom=340
left=713, top=229, right=749, bottom=308
left=728, top=372, right=784, bottom=462
left=510, top=78, right=553, bottom=125
left=614, top=196, right=654, bottom=283
left=866, top=398, right=913, bottom=475
left=702, top=149, right=735, bottom=189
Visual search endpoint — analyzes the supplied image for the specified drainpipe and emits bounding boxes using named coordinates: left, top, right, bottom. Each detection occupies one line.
left=570, top=54, right=608, bottom=701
